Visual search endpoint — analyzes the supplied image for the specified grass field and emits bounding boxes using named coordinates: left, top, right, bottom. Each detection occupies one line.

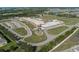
left=24, top=31, right=47, bottom=43
left=47, top=26, right=67, bottom=35
left=53, top=29, right=79, bottom=52
left=14, top=28, right=27, bottom=36
left=61, top=18, right=79, bottom=25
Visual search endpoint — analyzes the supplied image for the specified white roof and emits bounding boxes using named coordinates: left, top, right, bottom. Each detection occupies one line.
left=41, top=20, right=63, bottom=28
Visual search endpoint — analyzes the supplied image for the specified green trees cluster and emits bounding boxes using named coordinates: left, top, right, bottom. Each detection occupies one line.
left=0, top=8, right=47, bottom=20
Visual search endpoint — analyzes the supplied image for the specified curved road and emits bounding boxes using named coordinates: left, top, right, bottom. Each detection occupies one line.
left=0, top=20, right=32, bottom=39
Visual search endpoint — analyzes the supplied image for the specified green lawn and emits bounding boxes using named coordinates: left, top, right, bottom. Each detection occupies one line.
left=53, top=29, right=79, bottom=52
left=61, top=18, right=79, bottom=25
left=24, top=31, right=47, bottom=43
left=47, top=26, right=67, bottom=35
left=14, top=28, right=27, bottom=36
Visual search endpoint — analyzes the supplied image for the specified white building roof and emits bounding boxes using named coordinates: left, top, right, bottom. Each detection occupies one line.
left=41, top=20, right=63, bottom=28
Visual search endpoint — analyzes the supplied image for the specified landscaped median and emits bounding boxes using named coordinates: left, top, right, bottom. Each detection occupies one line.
left=38, top=27, right=76, bottom=52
